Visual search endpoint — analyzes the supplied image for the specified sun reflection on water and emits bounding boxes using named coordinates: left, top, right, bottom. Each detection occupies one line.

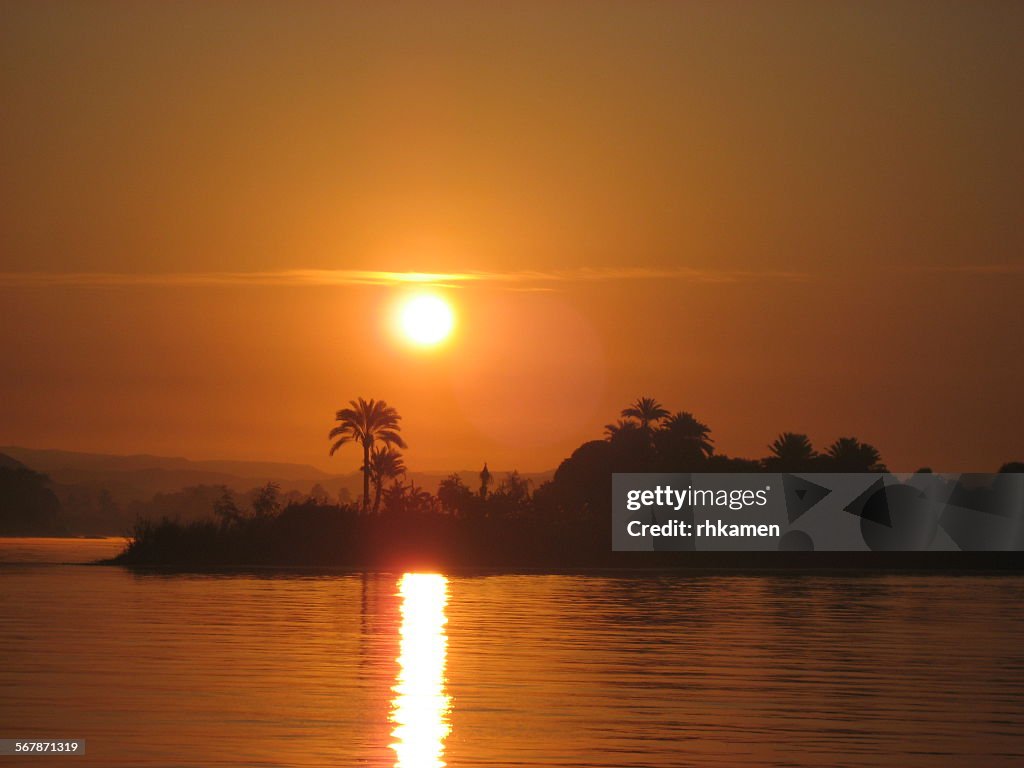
left=390, top=573, right=451, bottom=768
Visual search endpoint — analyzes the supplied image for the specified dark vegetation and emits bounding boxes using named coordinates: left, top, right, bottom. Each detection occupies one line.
left=0, top=457, right=63, bottom=535
left=106, top=397, right=1023, bottom=568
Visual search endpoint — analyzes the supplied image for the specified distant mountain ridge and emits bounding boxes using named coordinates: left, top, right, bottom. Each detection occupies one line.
left=0, top=453, right=28, bottom=471
left=0, top=452, right=63, bottom=535
left=0, top=446, right=553, bottom=535
left=0, top=446, right=553, bottom=502
left=0, top=447, right=332, bottom=482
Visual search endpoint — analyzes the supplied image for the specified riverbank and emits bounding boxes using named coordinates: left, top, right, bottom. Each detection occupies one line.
left=102, top=495, right=1024, bottom=572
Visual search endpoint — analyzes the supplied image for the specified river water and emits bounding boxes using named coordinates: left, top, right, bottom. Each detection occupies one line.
left=1, top=538, right=1022, bottom=767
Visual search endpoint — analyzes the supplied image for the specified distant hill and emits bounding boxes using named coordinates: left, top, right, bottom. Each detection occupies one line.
left=0, top=453, right=27, bottom=471
left=1, top=446, right=551, bottom=499
left=0, top=446, right=332, bottom=484
left=0, top=452, right=63, bottom=535
left=0, top=446, right=553, bottom=534
left=0, top=446, right=344, bottom=502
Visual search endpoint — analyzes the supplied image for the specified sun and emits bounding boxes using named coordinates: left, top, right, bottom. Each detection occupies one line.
left=397, top=293, right=455, bottom=347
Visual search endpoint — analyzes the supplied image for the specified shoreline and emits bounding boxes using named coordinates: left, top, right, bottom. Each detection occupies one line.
left=96, top=552, right=1024, bottom=574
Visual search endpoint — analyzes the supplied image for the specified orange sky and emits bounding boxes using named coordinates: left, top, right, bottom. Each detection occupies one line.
left=1, top=1, right=1021, bottom=472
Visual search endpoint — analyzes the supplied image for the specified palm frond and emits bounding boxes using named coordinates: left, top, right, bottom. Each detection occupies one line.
left=377, top=430, right=407, bottom=448
left=329, top=397, right=408, bottom=461
left=621, top=396, right=669, bottom=426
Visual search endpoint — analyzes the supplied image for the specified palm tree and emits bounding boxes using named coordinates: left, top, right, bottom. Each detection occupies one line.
left=765, top=432, right=818, bottom=472
left=655, top=411, right=714, bottom=469
left=606, top=415, right=657, bottom=472
left=329, top=397, right=407, bottom=512
left=824, top=437, right=885, bottom=472
left=604, top=419, right=642, bottom=439
left=620, top=396, right=670, bottom=431
left=367, top=447, right=406, bottom=514
left=438, top=473, right=473, bottom=515
left=382, top=479, right=436, bottom=515
left=406, top=482, right=435, bottom=513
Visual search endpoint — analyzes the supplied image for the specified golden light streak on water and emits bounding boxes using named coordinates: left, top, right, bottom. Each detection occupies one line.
left=390, top=573, right=451, bottom=768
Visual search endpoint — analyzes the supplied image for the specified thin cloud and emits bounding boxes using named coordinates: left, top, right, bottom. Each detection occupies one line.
left=914, top=263, right=1024, bottom=276
left=0, top=266, right=810, bottom=290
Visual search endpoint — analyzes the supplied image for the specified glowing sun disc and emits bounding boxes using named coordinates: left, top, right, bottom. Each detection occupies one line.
left=399, top=294, right=455, bottom=346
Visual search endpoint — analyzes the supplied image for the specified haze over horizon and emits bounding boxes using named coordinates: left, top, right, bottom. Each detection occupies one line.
left=2, top=1, right=1021, bottom=473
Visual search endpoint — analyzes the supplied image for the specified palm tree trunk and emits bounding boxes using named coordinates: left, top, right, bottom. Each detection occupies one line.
left=362, top=442, right=370, bottom=513
left=372, top=479, right=383, bottom=514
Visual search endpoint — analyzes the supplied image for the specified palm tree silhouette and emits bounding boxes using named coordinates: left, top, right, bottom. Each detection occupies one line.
left=620, top=397, right=669, bottom=431
left=824, top=437, right=885, bottom=472
left=329, top=397, right=407, bottom=513
left=604, top=419, right=642, bottom=438
left=367, top=447, right=406, bottom=514
left=382, top=479, right=435, bottom=515
left=655, top=411, right=714, bottom=468
left=765, top=432, right=818, bottom=472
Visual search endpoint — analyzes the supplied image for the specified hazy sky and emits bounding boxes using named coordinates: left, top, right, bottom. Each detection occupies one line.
left=1, top=1, right=1021, bottom=472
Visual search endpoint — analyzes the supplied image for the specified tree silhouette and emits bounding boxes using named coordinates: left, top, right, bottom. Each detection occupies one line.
left=329, top=398, right=407, bottom=513
left=604, top=398, right=670, bottom=472
left=552, top=439, right=613, bottom=515
left=213, top=489, right=242, bottom=525
left=308, top=483, right=332, bottom=505
left=119, top=386, right=1024, bottom=568
left=655, top=411, right=714, bottom=469
left=604, top=419, right=642, bottom=438
left=823, top=437, right=886, bottom=472
left=608, top=421, right=657, bottom=472
left=251, top=482, right=281, bottom=519
left=382, top=479, right=435, bottom=515
left=620, top=396, right=670, bottom=431
left=765, top=432, right=818, bottom=472
left=367, top=447, right=405, bottom=514
left=495, top=471, right=531, bottom=503
left=438, top=473, right=473, bottom=515
left=0, top=464, right=63, bottom=535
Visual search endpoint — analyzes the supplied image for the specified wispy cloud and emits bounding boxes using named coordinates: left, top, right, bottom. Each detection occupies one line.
left=912, top=263, right=1024, bottom=276
left=0, top=266, right=809, bottom=290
